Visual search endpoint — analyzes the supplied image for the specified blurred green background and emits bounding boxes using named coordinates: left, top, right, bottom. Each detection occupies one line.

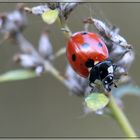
left=0, top=3, right=139, bottom=137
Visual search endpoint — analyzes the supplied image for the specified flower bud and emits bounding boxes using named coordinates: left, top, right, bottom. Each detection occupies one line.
left=35, top=65, right=45, bottom=76
left=31, top=5, right=49, bottom=15
left=13, top=53, right=40, bottom=69
left=115, top=50, right=135, bottom=77
left=8, top=4, right=28, bottom=31
left=15, top=33, right=36, bottom=54
left=14, top=54, right=34, bottom=68
left=93, top=18, right=110, bottom=35
left=91, top=18, right=135, bottom=79
left=61, top=3, right=78, bottom=19
left=64, top=65, right=89, bottom=96
left=38, top=28, right=53, bottom=60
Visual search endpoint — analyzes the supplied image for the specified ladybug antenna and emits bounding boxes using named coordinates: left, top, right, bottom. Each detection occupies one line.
left=113, top=64, right=117, bottom=71
left=85, top=59, right=94, bottom=68
left=113, top=82, right=117, bottom=88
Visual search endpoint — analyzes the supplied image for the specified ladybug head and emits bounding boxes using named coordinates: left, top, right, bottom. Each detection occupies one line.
left=102, top=73, right=114, bottom=92
left=88, top=59, right=117, bottom=92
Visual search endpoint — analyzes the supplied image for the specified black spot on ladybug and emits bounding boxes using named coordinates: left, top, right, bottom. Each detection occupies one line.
left=85, top=59, right=94, bottom=68
left=72, top=54, right=76, bottom=62
left=98, top=42, right=103, bottom=47
left=81, top=32, right=88, bottom=35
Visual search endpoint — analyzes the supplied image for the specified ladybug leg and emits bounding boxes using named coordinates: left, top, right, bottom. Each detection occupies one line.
left=113, top=82, right=118, bottom=88
left=88, top=66, right=99, bottom=83
left=88, top=64, right=100, bottom=93
left=113, top=64, right=117, bottom=71
left=89, top=82, right=95, bottom=88
left=89, top=82, right=95, bottom=93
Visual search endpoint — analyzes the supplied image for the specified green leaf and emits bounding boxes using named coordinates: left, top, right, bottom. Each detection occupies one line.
left=112, top=84, right=140, bottom=99
left=85, top=93, right=109, bottom=112
left=0, top=69, right=36, bottom=82
left=41, top=9, right=59, bottom=24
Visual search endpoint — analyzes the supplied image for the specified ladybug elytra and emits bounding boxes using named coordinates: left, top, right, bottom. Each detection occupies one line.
left=66, top=31, right=116, bottom=92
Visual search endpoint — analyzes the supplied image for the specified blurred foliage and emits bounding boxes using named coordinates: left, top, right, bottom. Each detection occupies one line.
left=41, top=9, right=59, bottom=24
left=85, top=93, right=109, bottom=112
left=113, top=84, right=140, bottom=99
left=0, top=69, right=36, bottom=82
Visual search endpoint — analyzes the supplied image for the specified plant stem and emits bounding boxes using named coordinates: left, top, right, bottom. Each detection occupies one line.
left=44, top=61, right=65, bottom=85
left=58, top=17, right=72, bottom=39
left=108, top=95, right=137, bottom=137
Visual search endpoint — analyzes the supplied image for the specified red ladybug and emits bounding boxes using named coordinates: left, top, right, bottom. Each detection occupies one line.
left=66, top=31, right=109, bottom=77
left=66, top=31, right=117, bottom=92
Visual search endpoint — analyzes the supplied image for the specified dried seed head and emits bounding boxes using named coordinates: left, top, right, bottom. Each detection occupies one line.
left=38, top=28, right=53, bottom=60
left=60, top=3, right=79, bottom=20
left=35, top=65, right=45, bottom=76
left=115, top=51, right=135, bottom=77
left=83, top=17, right=135, bottom=92
left=15, top=33, right=36, bottom=54
left=86, top=18, right=134, bottom=77
left=64, top=64, right=89, bottom=96
left=24, top=3, right=79, bottom=22
left=47, top=2, right=60, bottom=10
left=93, top=18, right=110, bottom=36
left=13, top=54, right=36, bottom=68
left=8, top=8, right=28, bottom=31
left=84, top=18, right=110, bottom=37
left=31, top=5, right=49, bottom=15
left=0, top=6, right=27, bottom=40
left=16, top=3, right=26, bottom=11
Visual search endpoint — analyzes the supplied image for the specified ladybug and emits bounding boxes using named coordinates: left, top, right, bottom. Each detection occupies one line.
left=66, top=31, right=117, bottom=92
